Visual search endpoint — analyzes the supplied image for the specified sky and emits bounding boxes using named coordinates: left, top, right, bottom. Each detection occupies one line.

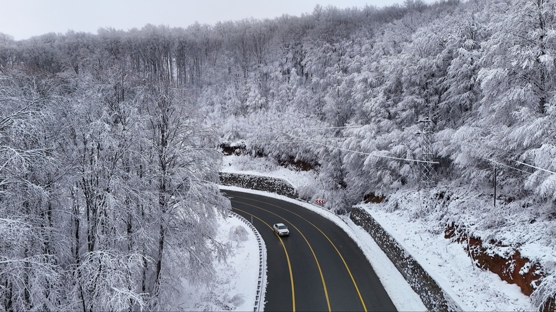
left=0, top=0, right=433, bottom=41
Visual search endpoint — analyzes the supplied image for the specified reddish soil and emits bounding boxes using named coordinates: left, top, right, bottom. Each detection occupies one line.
left=220, top=143, right=317, bottom=171
left=220, top=143, right=246, bottom=155
left=445, top=223, right=543, bottom=296
left=364, top=193, right=386, bottom=203
left=278, top=156, right=315, bottom=171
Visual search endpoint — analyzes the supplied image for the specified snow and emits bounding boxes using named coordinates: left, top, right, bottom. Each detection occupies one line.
left=217, top=154, right=426, bottom=311
left=177, top=213, right=263, bottom=311
left=209, top=154, right=539, bottom=311
left=220, top=154, right=316, bottom=189
left=219, top=185, right=427, bottom=311
left=364, top=202, right=533, bottom=311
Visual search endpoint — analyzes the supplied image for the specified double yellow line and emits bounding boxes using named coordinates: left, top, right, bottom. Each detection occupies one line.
left=233, top=207, right=297, bottom=311
left=233, top=194, right=368, bottom=312
left=235, top=204, right=331, bottom=312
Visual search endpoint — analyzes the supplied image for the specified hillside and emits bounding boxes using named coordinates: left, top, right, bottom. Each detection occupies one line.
left=1, top=0, right=555, bottom=309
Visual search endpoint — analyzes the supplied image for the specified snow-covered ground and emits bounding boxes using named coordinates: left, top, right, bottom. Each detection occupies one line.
left=220, top=154, right=317, bottom=189
left=363, top=201, right=533, bottom=311
left=177, top=214, right=261, bottom=311
left=213, top=154, right=537, bottom=311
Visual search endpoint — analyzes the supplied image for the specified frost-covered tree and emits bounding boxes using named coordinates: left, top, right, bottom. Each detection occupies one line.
left=475, top=0, right=556, bottom=196
left=6, top=0, right=556, bottom=308
left=0, top=72, right=66, bottom=311
left=140, top=82, right=230, bottom=309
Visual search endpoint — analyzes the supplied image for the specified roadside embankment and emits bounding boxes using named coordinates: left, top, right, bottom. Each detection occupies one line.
left=350, top=207, right=460, bottom=311
left=219, top=172, right=297, bottom=199
left=219, top=172, right=461, bottom=311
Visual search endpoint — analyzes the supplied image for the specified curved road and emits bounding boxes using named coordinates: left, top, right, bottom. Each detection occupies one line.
left=223, top=190, right=396, bottom=312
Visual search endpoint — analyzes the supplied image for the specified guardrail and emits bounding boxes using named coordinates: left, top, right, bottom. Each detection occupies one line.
left=220, top=175, right=462, bottom=312
left=229, top=211, right=267, bottom=311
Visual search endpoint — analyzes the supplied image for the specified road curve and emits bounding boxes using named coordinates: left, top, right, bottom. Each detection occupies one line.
left=223, top=189, right=396, bottom=312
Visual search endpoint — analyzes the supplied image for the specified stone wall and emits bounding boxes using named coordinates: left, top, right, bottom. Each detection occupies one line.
left=350, top=207, right=461, bottom=312
left=219, top=172, right=297, bottom=199
left=220, top=172, right=461, bottom=311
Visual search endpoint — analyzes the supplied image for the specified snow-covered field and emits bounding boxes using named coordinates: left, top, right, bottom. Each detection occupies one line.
left=214, top=154, right=537, bottom=311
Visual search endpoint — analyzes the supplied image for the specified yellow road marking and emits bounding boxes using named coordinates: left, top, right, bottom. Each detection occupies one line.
left=232, top=194, right=368, bottom=312
left=237, top=202, right=331, bottom=312
left=233, top=207, right=296, bottom=312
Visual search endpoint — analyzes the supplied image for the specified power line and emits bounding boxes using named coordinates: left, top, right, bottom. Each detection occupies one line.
left=284, top=132, right=439, bottom=164
left=489, top=159, right=556, bottom=176
left=273, top=137, right=345, bottom=145
left=296, top=125, right=366, bottom=131
left=278, top=133, right=554, bottom=176
left=516, top=161, right=556, bottom=175
left=489, top=159, right=532, bottom=175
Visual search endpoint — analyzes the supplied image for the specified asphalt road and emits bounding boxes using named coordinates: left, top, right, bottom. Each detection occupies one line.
left=223, top=190, right=397, bottom=312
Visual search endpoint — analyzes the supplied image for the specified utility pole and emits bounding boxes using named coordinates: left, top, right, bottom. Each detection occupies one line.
left=493, top=165, right=497, bottom=207
left=417, top=117, right=435, bottom=189
left=416, top=116, right=436, bottom=213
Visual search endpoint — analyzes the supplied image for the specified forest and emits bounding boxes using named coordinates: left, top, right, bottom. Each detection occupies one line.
left=1, top=0, right=556, bottom=310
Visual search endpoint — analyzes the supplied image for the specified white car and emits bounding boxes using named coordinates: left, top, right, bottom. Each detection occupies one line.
left=273, top=223, right=289, bottom=236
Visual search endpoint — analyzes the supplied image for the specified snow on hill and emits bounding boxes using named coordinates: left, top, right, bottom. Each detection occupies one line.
left=221, top=154, right=538, bottom=311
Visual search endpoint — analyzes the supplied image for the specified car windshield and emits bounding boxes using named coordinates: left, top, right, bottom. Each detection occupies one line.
left=277, top=225, right=287, bottom=229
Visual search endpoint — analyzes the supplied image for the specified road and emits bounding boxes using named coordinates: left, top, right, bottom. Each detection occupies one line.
left=223, top=189, right=397, bottom=312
